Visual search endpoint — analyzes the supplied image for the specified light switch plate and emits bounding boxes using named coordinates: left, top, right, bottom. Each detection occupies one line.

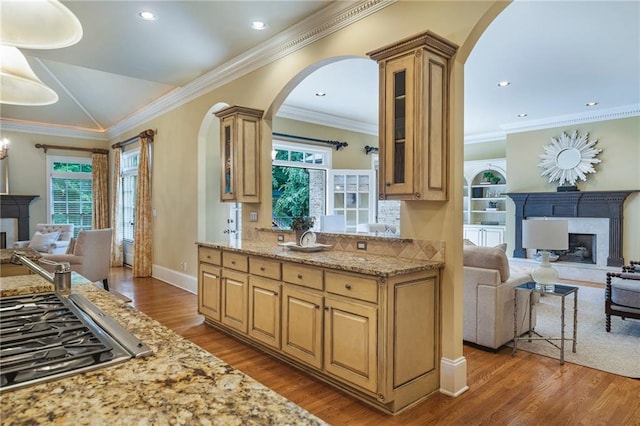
left=249, top=211, right=258, bottom=222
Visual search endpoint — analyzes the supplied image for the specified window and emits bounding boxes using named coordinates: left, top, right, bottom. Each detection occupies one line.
left=48, top=156, right=92, bottom=236
left=272, top=141, right=331, bottom=229
left=121, top=149, right=139, bottom=242
left=328, top=170, right=375, bottom=233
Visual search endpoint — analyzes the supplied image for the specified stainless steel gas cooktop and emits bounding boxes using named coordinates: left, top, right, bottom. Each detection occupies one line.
left=0, top=292, right=152, bottom=392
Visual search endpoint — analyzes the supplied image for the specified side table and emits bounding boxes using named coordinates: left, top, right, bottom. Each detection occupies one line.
left=512, top=281, right=578, bottom=364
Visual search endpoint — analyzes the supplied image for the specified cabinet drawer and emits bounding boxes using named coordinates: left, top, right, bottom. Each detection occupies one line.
left=222, top=252, right=248, bottom=272
left=249, top=257, right=281, bottom=280
left=282, top=263, right=323, bottom=291
left=325, top=271, right=378, bottom=304
left=199, top=247, right=221, bottom=265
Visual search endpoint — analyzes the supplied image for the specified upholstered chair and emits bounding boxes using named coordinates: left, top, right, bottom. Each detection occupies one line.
left=605, top=261, right=640, bottom=332
left=13, top=223, right=74, bottom=254
left=40, top=228, right=113, bottom=291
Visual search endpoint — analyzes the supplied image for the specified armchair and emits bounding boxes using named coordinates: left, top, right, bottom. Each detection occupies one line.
left=605, top=261, right=640, bottom=332
left=13, top=224, right=74, bottom=254
left=40, top=228, right=113, bottom=291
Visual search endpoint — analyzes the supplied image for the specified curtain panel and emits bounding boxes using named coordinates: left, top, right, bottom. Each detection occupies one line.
left=91, top=152, right=109, bottom=229
left=110, top=148, right=123, bottom=267
left=133, top=135, right=152, bottom=277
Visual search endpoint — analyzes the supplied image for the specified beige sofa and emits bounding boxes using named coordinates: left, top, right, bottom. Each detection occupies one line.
left=463, top=244, right=535, bottom=350
left=13, top=223, right=74, bottom=254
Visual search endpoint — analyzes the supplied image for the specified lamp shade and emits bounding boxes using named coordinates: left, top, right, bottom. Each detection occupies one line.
left=0, top=46, right=58, bottom=105
left=522, top=219, right=568, bottom=250
left=1, top=0, right=83, bottom=49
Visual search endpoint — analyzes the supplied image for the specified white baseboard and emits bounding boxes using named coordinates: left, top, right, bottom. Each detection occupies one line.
left=152, top=264, right=197, bottom=294
left=439, top=356, right=469, bottom=397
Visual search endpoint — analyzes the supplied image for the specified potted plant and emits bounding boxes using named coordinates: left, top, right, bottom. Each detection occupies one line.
left=481, top=171, right=495, bottom=184
left=291, top=216, right=315, bottom=245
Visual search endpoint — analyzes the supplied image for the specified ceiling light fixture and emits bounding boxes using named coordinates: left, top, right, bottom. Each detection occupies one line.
left=138, top=11, right=157, bottom=21
left=517, top=113, right=528, bottom=118
left=497, top=81, right=510, bottom=87
left=0, top=0, right=83, bottom=49
left=315, top=92, right=326, bottom=97
left=586, top=101, right=598, bottom=107
left=251, top=21, right=267, bottom=30
left=0, top=46, right=59, bottom=106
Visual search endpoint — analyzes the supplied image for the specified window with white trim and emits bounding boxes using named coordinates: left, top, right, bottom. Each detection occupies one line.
left=47, top=156, right=92, bottom=236
left=121, top=149, right=139, bottom=242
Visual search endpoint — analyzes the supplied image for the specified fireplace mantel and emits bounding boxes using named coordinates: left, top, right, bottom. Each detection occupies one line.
left=506, top=190, right=638, bottom=267
left=0, top=195, right=39, bottom=241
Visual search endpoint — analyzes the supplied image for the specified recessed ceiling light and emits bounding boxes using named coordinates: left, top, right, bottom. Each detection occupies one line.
left=586, top=101, right=599, bottom=107
left=138, top=11, right=157, bottom=21
left=497, top=81, right=510, bottom=87
left=517, top=113, right=527, bottom=118
left=251, top=21, right=267, bottom=30
left=315, top=92, right=326, bottom=97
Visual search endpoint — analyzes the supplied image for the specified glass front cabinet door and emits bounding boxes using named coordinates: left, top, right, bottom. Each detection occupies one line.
left=368, top=31, right=457, bottom=201
left=215, top=105, right=263, bottom=203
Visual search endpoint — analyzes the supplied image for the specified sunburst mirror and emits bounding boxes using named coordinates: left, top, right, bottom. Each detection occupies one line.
left=538, top=130, right=602, bottom=186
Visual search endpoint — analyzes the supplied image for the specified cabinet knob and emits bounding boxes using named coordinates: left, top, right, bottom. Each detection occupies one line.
left=297, top=273, right=303, bottom=279
left=385, top=182, right=391, bottom=187
left=345, top=283, right=352, bottom=290
left=274, top=291, right=278, bottom=296
left=206, top=255, right=211, bottom=259
left=231, top=261, right=236, bottom=265
left=260, top=267, right=265, bottom=271
left=314, top=304, right=320, bottom=310
left=324, top=306, right=329, bottom=311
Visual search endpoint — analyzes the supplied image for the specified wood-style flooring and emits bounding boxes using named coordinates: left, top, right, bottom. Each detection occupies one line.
left=109, top=267, right=640, bottom=425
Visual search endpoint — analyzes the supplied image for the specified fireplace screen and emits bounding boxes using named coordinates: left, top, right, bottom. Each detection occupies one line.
left=557, top=233, right=596, bottom=264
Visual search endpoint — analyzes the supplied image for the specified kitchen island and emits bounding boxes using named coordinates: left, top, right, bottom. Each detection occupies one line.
left=0, top=275, right=326, bottom=425
left=197, top=240, right=444, bottom=414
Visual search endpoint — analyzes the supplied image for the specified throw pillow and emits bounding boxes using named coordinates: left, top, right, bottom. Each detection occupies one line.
left=463, top=245, right=510, bottom=282
left=28, top=231, right=60, bottom=253
left=494, top=242, right=507, bottom=252
left=463, top=239, right=476, bottom=246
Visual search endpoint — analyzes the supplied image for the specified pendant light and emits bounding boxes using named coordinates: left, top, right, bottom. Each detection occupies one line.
left=1, top=0, right=83, bottom=49
left=0, top=46, right=58, bottom=105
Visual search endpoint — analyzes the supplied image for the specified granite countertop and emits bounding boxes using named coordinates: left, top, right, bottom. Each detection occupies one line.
left=0, top=276, right=326, bottom=425
left=0, top=248, right=41, bottom=264
left=198, top=240, right=443, bottom=277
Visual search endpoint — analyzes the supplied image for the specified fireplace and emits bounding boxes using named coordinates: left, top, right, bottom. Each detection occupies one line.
left=0, top=195, right=39, bottom=243
left=557, top=233, right=596, bottom=264
left=507, top=190, right=638, bottom=267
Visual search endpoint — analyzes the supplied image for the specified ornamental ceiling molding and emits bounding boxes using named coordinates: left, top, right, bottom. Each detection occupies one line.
left=538, top=130, right=602, bottom=186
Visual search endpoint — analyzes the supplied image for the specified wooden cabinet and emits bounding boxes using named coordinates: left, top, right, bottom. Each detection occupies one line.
left=214, top=105, right=263, bottom=203
left=324, top=296, right=377, bottom=393
left=248, top=276, right=281, bottom=349
left=199, top=263, right=221, bottom=321
left=368, top=31, right=457, bottom=201
left=196, top=244, right=441, bottom=414
left=281, top=285, right=323, bottom=369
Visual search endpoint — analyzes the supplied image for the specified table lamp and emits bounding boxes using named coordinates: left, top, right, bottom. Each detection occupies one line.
left=522, top=219, right=568, bottom=291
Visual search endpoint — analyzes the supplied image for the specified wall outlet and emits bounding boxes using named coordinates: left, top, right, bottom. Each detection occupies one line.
left=357, top=241, right=367, bottom=250
left=180, top=261, right=187, bottom=271
left=277, top=234, right=285, bottom=242
left=249, top=211, right=258, bottom=222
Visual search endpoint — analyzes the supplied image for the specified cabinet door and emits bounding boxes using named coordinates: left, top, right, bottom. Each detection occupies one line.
left=380, top=53, right=415, bottom=198
left=248, top=276, right=281, bottom=349
left=221, top=269, right=248, bottom=333
left=463, top=226, right=483, bottom=246
left=220, top=116, right=235, bottom=201
left=282, top=286, right=323, bottom=369
left=199, top=263, right=221, bottom=321
left=483, top=227, right=505, bottom=247
left=324, top=297, right=377, bottom=393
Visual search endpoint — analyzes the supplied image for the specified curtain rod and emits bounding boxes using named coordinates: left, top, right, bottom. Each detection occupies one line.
left=111, top=129, right=156, bottom=149
left=35, top=144, right=109, bottom=155
left=272, top=132, right=348, bottom=151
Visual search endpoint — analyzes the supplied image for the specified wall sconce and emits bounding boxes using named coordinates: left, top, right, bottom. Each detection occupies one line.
left=0, top=138, right=9, bottom=160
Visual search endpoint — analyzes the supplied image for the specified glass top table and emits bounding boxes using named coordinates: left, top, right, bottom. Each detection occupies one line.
left=512, top=281, right=579, bottom=364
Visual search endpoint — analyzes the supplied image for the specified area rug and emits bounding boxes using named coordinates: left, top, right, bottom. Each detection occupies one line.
left=511, top=284, right=640, bottom=378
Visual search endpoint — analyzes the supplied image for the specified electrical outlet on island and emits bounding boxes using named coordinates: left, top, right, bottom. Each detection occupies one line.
left=357, top=241, right=367, bottom=250
left=277, top=234, right=285, bottom=242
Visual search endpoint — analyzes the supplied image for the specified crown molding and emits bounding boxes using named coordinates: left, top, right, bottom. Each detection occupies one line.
left=107, top=0, right=394, bottom=140
left=500, top=104, right=640, bottom=134
left=277, top=104, right=378, bottom=136
left=0, top=118, right=109, bottom=141
left=463, top=131, right=506, bottom=144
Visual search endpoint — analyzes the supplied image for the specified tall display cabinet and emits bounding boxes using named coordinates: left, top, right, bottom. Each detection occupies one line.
left=463, top=158, right=507, bottom=246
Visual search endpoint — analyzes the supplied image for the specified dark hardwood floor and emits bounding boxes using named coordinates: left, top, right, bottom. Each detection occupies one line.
left=109, top=267, right=640, bottom=425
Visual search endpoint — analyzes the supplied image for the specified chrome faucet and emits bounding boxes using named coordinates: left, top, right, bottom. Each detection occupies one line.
left=10, top=252, right=72, bottom=296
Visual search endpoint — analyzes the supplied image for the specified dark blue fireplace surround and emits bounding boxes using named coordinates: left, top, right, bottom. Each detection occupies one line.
left=507, top=190, right=638, bottom=267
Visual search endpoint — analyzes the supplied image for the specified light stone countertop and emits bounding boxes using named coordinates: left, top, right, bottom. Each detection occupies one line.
left=0, top=276, right=326, bottom=426
left=198, top=240, right=443, bottom=277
